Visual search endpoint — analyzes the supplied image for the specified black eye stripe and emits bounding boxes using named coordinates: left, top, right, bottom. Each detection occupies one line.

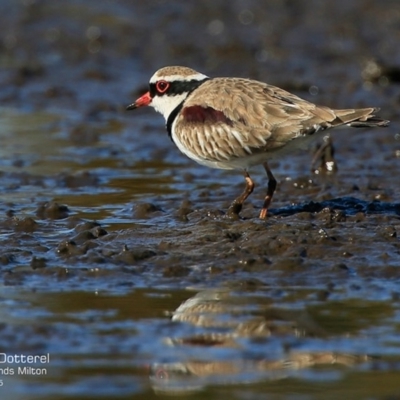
left=149, top=78, right=209, bottom=97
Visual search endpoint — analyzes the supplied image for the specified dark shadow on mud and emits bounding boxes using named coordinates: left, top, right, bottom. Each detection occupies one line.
left=271, top=196, right=400, bottom=217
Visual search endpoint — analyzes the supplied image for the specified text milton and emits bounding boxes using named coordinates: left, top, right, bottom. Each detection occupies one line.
left=0, top=367, right=47, bottom=375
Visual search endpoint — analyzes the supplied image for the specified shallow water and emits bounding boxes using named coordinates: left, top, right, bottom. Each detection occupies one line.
left=0, top=1, right=400, bottom=399
left=1, top=286, right=400, bottom=400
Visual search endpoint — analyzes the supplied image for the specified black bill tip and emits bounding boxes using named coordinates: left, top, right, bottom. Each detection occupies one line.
left=126, top=103, right=137, bottom=111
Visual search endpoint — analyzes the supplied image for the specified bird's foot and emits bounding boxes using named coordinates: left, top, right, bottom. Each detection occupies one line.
left=259, top=207, right=268, bottom=219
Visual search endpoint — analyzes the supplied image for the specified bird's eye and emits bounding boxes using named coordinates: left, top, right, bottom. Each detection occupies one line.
left=156, top=80, right=169, bottom=93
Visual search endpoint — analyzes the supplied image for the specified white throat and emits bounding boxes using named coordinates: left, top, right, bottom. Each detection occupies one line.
left=150, top=93, right=188, bottom=122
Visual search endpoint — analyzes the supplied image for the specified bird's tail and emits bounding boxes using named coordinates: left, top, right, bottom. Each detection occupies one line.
left=333, top=107, right=390, bottom=128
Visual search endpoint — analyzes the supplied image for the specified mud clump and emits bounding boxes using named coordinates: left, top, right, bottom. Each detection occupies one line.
left=133, top=202, right=163, bottom=219
left=115, top=246, right=157, bottom=265
left=36, top=201, right=69, bottom=220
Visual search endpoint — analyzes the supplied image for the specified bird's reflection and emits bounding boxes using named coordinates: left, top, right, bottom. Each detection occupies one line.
left=150, top=289, right=369, bottom=395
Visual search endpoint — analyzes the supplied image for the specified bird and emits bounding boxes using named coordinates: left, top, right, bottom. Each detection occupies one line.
left=127, top=66, right=389, bottom=219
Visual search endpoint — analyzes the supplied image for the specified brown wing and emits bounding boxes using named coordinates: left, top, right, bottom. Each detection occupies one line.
left=174, top=77, right=380, bottom=162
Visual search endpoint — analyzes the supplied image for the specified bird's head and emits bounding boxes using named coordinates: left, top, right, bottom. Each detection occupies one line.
left=127, top=66, right=209, bottom=121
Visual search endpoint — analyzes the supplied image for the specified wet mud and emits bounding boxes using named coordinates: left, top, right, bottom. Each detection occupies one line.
left=0, top=1, right=400, bottom=399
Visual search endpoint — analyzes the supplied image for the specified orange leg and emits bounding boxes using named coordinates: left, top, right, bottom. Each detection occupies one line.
left=259, top=162, right=277, bottom=219
left=227, top=171, right=255, bottom=217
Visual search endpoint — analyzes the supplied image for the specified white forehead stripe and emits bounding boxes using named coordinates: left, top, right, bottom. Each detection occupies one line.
left=150, top=72, right=209, bottom=83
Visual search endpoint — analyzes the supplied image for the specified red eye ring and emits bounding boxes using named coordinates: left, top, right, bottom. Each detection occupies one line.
left=156, top=80, right=170, bottom=94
